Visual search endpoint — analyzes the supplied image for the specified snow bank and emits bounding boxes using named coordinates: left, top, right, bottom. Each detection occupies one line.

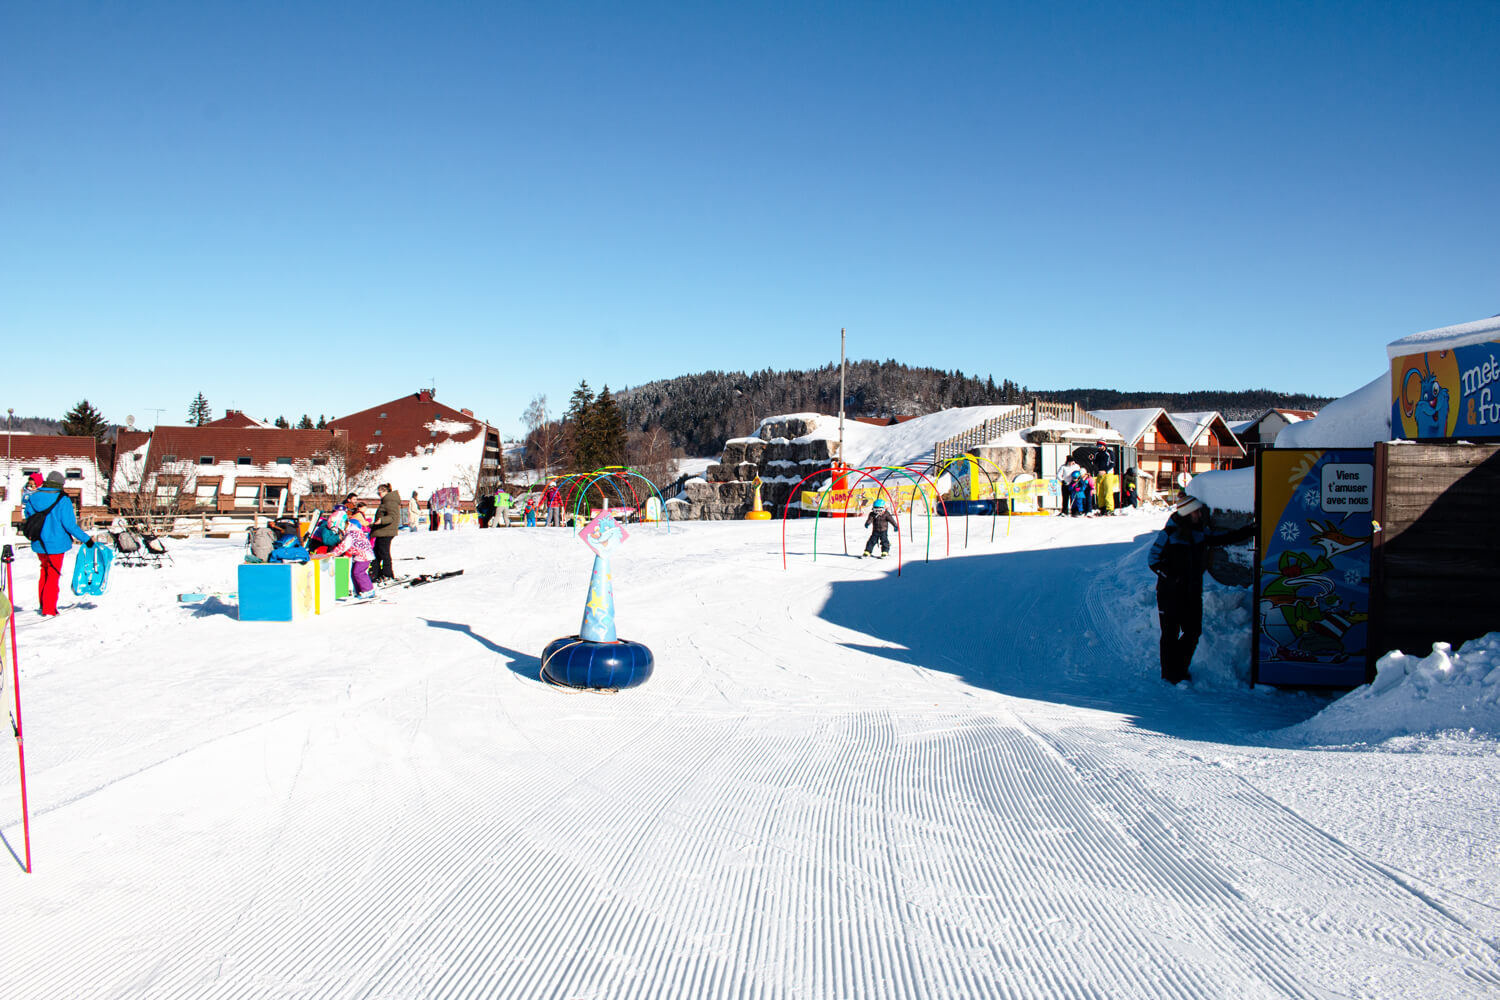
left=1185, top=466, right=1255, bottom=513
left=1284, top=633, right=1500, bottom=745
left=1276, top=372, right=1391, bottom=449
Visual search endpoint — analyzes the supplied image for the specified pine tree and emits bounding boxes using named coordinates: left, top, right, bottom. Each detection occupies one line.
left=316, top=415, right=327, bottom=429
left=564, top=381, right=596, bottom=471
left=297, top=414, right=314, bottom=429
left=188, top=392, right=212, bottom=426
left=274, top=415, right=290, bottom=428
left=60, top=399, right=109, bottom=441
left=592, top=386, right=628, bottom=468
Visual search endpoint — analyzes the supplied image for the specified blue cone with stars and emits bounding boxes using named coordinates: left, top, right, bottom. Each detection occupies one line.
left=541, top=512, right=654, bottom=689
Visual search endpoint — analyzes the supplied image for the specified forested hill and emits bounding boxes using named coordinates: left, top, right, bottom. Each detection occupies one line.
left=617, top=361, right=1330, bottom=456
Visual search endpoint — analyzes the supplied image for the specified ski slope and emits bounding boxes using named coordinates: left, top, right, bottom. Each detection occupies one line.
left=1, top=511, right=1497, bottom=998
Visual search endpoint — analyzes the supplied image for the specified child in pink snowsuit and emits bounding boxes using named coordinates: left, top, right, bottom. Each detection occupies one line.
left=311, top=511, right=376, bottom=597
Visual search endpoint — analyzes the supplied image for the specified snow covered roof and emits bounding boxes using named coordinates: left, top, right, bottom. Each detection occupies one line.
left=1276, top=372, right=1392, bottom=449
left=1168, top=411, right=1226, bottom=447
left=1092, top=408, right=1181, bottom=447
left=1387, top=314, right=1500, bottom=359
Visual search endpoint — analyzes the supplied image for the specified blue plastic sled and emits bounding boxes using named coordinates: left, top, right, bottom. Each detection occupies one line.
left=72, top=545, right=115, bottom=596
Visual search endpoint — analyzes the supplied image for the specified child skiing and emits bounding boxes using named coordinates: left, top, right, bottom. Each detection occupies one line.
left=862, top=497, right=898, bottom=558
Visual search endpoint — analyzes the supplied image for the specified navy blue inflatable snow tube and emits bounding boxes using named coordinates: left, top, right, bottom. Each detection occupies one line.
left=939, top=499, right=998, bottom=516
left=541, top=636, right=655, bottom=689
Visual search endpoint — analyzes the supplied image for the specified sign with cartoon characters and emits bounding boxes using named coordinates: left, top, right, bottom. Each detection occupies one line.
left=1390, top=340, right=1500, bottom=440
left=1252, top=448, right=1374, bottom=687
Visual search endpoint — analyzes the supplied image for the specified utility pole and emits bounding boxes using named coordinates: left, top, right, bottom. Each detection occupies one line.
left=837, top=327, right=846, bottom=469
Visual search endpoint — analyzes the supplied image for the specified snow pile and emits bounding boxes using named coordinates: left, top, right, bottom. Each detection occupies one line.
left=1276, top=371, right=1391, bottom=449
left=1186, top=466, right=1255, bottom=513
left=1286, top=633, right=1500, bottom=745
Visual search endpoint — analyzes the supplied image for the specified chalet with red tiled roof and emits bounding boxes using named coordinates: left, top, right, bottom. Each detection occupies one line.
left=2, top=433, right=111, bottom=510
left=327, top=389, right=502, bottom=500
left=112, top=426, right=351, bottom=513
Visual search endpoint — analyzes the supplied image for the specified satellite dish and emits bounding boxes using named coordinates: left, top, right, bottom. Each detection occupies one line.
left=126, top=415, right=136, bottom=429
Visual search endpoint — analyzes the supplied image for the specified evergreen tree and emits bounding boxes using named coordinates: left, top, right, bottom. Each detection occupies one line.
left=274, top=415, right=290, bottom=428
left=188, top=392, right=212, bottom=426
left=316, top=414, right=327, bottom=429
left=297, top=414, right=314, bottom=429
left=592, top=386, right=628, bottom=468
left=60, top=399, right=109, bottom=441
left=564, top=381, right=596, bottom=470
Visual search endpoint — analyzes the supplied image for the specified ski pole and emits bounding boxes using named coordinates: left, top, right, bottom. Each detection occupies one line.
left=2, top=544, right=33, bottom=872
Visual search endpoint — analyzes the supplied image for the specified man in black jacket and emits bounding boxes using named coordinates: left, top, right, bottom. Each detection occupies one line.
left=1147, top=498, right=1255, bottom=683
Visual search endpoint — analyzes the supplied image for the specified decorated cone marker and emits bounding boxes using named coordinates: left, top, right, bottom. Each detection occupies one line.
left=745, top=476, right=772, bottom=520
left=541, top=513, right=654, bottom=689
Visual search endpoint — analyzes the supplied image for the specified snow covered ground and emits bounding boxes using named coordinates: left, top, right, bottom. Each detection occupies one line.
left=2, top=508, right=1497, bottom=999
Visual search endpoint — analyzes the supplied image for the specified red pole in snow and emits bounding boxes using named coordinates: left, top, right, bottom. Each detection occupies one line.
left=2, top=544, right=33, bottom=873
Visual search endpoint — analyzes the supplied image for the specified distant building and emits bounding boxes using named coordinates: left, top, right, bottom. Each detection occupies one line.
left=202, top=409, right=276, bottom=429
left=1235, top=407, right=1319, bottom=458
left=1, top=433, right=111, bottom=510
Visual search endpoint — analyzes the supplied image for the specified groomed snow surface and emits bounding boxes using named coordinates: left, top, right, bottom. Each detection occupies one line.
left=2, top=512, right=1498, bottom=999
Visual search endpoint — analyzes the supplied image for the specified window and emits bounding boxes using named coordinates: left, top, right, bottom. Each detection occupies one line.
left=21, top=466, right=39, bottom=476
left=276, top=457, right=293, bottom=465
left=237, top=457, right=252, bottom=466
left=312, top=457, right=328, bottom=467
left=424, top=446, right=434, bottom=455
left=263, top=485, right=284, bottom=508
left=199, top=456, right=215, bottom=465
left=374, top=429, right=382, bottom=436
left=234, top=484, right=261, bottom=509
left=155, top=484, right=180, bottom=504
left=65, top=468, right=84, bottom=479
left=194, top=483, right=219, bottom=508
left=308, top=484, right=327, bottom=495
left=366, top=444, right=379, bottom=454
left=161, top=455, right=177, bottom=464
left=379, top=412, right=386, bottom=419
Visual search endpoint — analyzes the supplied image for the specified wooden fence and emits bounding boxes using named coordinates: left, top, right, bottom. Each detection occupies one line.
left=1371, top=442, right=1500, bottom=659
left=933, top=400, right=1114, bottom=463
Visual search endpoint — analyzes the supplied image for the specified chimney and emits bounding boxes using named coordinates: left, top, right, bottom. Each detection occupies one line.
left=461, top=408, right=473, bottom=417
left=418, top=389, right=433, bottom=403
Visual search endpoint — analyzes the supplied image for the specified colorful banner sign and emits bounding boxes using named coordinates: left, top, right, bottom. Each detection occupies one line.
left=800, top=483, right=937, bottom=513
left=1391, top=341, right=1500, bottom=440
left=1253, top=448, right=1374, bottom=686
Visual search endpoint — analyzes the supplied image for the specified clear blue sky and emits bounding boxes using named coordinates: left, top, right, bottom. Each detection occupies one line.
left=3, top=1, right=1496, bottom=439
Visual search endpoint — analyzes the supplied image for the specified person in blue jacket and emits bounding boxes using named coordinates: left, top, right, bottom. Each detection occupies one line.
left=23, top=471, right=94, bottom=616
left=1147, top=497, right=1255, bottom=683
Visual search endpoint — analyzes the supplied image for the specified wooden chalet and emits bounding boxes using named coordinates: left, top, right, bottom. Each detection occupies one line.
left=1168, top=411, right=1247, bottom=473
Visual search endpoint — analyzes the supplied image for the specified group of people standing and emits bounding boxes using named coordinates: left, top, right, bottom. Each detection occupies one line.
left=1057, top=440, right=1133, bottom=517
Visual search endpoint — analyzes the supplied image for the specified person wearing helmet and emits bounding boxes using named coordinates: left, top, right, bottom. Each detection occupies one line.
left=861, top=496, right=899, bottom=558
left=1056, top=457, right=1084, bottom=516
left=310, top=508, right=378, bottom=599
left=1147, top=497, right=1255, bottom=683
